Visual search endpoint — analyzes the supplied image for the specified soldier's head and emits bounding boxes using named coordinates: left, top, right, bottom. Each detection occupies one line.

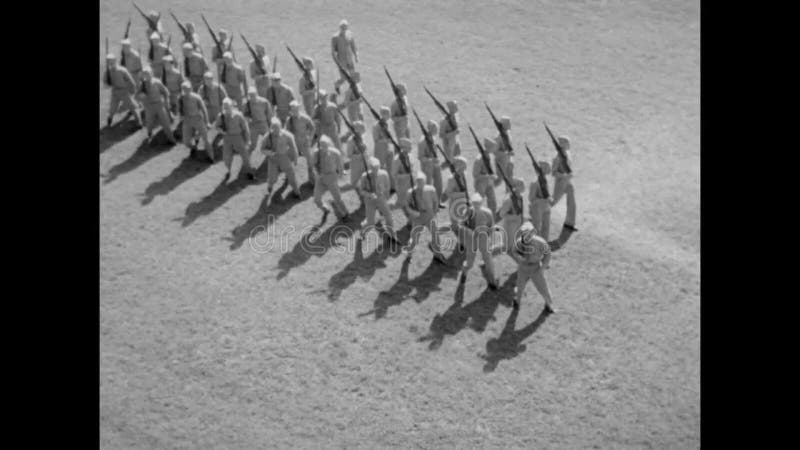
left=327, top=91, right=337, bottom=103
left=557, top=135, right=571, bottom=150
left=148, top=10, right=159, bottom=21
left=181, top=81, right=192, bottom=94
left=121, top=38, right=131, bottom=50
left=248, top=86, right=258, bottom=102
left=149, top=32, right=160, bottom=43
left=339, top=19, right=349, bottom=33
left=447, top=100, right=458, bottom=114
left=186, top=22, right=195, bottom=33
left=302, top=57, right=314, bottom=70
left=218, top=29, right=228, bottom=41
left=482, top=137, right=497, bottom=153
left=223, top=51, right=233, bottom=64
left=106, top=53, right=117, bottom=67
left=182, top=43, right=193, bottom=55
left=538, top=160, right=551, bottom=175
left=470, top=192, right=484, bottom=207
left=501, top=116, right=511, bottom=131
left=380, top=106, right=391, bottom=120
left=255, top=44, right=266, bottom=57
left=518, top=221, right=538, bottom=246
left=368, top=157, right=380, bottom=173
left=270, top=72, right=282, bottom=85
left=427, top=119, right=438, bottom=135
left=397, top=82, right=407, bottom=96
left=142, top=66, right=153, bottom=81
left=453, top=156, right=468, bottom=173
left=354, top=121, right=366, bottom=135
left=512, top=177, right=526, bottom=194
left=270, top=118, right=282, bottom=134
left=289, top=100, right=300, bottom=116
left=319, top=135, right=332, bottom=151
left=351, top=72, right=361, bottom=83
left=163, top=54, right=175, bottom=67
left=222, top=97, right=234, bottom=114
left=399, top=138, right=412, bottom=153
left=203, top=71, right=214, bottom=86
left=415, top=171, right=427, bottom=188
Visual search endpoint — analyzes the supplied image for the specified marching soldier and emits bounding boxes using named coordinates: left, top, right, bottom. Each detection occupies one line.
left=137, top=66, right=176, bottom=144
left=550, top=135, right=573, bottom=207
left=242, top=86, right=273, bottom=154
left=492, top=116, right=514, bottom=185
left=160, top=55, right=184, bottom=116
left=439, top=100, right=462, bottom=161
left=249, top=44, right=270, bottom=98
left=285, top=100, right=316, bottom=183
left=390, top=82, right=410, bottom=139
left=182, top=43, right=208, bottom=91
left=496, top=177, right=526, bottom=254
left=391, top=138, right=417, bottom=225
left=529, top=160, right=552, bottom=241
left=144, top=10, right=164, bottom=40
left=417, top=119, right=443, bottom=200
left=216, top=97, right=253, bottom=180
left=359, top=157, right=395, bottom=240
left=311, top=136, right=349, bottom=221
left=472, top=142, right=498, bottom=215
left=183, top=22, right=202, bottom=53
left=315, top=91, right=342, bottom=150
left=210, top=29, right=233, bottom=78
left=346, top=121, right=370, bottom=198
left=261, top=118, right=301, bottom=198
left=147, top=32, right=169, bottom=78
left=372, top=107, right=395, bottom=177
left=120, top=39, right=143, bottom=87
left=342, top=71, right=363, bottom=124
left=332, top=19, right=358, bottom=94
left=198, top=71, right=227, bottom=127
left=103, top=54, right=142, bottom=128
left=440, top=156, right=469, bottom=250
left=403, top=172, right=446, bottom=263
left=178, top=81, right=213, bottom=163
left=510, top=221, right=555, bottom=314
left=220, top=51, right=248, bottom=107
left=268, top=72, right=295, bottom=125
left=459, top=193, right=499, bottom=289
left=298, top=57, right=318, bottom=116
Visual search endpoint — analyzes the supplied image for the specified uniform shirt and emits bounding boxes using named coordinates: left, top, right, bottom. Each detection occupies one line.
left=249, top=57, right=270, bottom=95
left=406, top=185, right=439, bottom=215
left=552, top=151, right=572, bottom=177
left=120, top=49, right=142, bottom=74
left=359, top=169, right=390, bottom=197
left=317, top=102, right=340, bottom=130
left=216, top=111, right=249, bottom=140
left=106, top=66, right=136, bottom=92
left=149, top=41, right=169, bottom=64
left=271, top=83, right=295, bottom=113
left=199, top=82, right=227, bottom=110
left=498, top=196, right=524, bottom=219
left=391, top=151, right=415, bottom=178
left=179, top=92, right=208, bottom=119
left=243, top=96, right=272, bottom=123
left=184, top=52, right=208, bottom=78
left=494, top=132, right=513, bottom=155
left=472, top=157, right=493, bottom=185
left=417, top=136, right=438, bottom=161
left=439, top=114, right=459, bottom=140
left=390, top=96, right=408, bottom=119
left=211, top=38, right=233, bottom=64
left=139, top=78, right=170, bottom=105
left=298, top=72, right=316, bottom=98
left=221, top=62, right=246, bottom=89
left=443, top=174, right=468, bottom=201
left=331, top=31, right=357, bottom=66
left=261, top=130, right=298, bottom=161
left=346, top=135, right=369, bottom=160
left=372, top=121, right=393, bottom=150
left=529, top=180, right=549, bottom=201
left=162, top=67, right=184, bottom=95
left=286, top=113, right=315, bottom=146
left=312, top=147, right=344, bottom=175
left=464, top=206, right=494, bottom=231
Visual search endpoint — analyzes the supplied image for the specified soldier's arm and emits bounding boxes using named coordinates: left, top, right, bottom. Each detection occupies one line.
left=241, top=70, right=248, bottom=92
left=288, top=134, right=298, bottom=162
left=240, top=116, right=250, bottom=143
left=331, top=36, right=338, bottom=59
left=159, top=82, right=170, bottom=103
left=351, top=34, right=358, bottom=62
left=306, top=117, right=316, bottom=137
left=336, top=152, right=344, bottom=175
left=219, top=84, right=228, bottom=99
left=198, top=97, right=210, bottom=124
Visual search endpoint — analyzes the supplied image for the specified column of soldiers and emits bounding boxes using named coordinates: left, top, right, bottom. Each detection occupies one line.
left=103, top=10, right=579, bottom=315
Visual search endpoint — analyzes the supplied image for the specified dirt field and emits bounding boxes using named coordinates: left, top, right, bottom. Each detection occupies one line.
left=100, top=0, right=700, bottom=448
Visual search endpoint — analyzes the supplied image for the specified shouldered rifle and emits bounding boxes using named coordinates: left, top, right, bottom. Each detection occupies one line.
left=384, top=66, right=406, bottom=117
left=333, top=56, right=359, bottom=99
left=484, top=102, right=513, bottom=154
left=412, top=107, right=437, bottom=160
left=468, top=124, right=494, bottom=176
left=361, top=95, right=400, bottom=153
left=132, top=3, right=158, bottom=31
left=424, top=86, right=456, bottom=132
left=286, top=45, right=314, bottom=89
left=166, top=34, right=173, bottom=54
left=169, top=10, right=190, bottom=42
left=200, top=14, right=225, bottom=59
left=336, top=109, right=373, bottom=192
left=543, top=122, right=572, bottom=174
left=124, top=17, right=132, bottom=39
left=311, top=68, right=322, bottom=146
left=272, top=54, right=278, bottom=73
left=227, top=35, right=236, bottom=61
left=525, top=143, right=550, bottom=199
left=241, top=34, right=267, bottom=75
left=436, top=143, right=468, bottom=196
left=492, top=148, right=523, bottom=215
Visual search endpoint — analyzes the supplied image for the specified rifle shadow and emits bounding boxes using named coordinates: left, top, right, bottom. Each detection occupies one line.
left=357, top=248, right=464, bottom=320
left=480, top=307, right=550, bottom=373
left=102, top=132, right=176, bottom=185
left=178, top=157, right=269, bottom=228
left=99, top=119, right=141, bottom=154
left=418, top=273, right=516, bottom=351
left=224, top=180, right=314, bottom=251
left=139, top=152, right=217, bottom=206
left=274, top=205, right=366, bottom=281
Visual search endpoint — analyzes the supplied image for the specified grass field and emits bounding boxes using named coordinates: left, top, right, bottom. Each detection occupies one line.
left=100, top=0, right=700, bottom=448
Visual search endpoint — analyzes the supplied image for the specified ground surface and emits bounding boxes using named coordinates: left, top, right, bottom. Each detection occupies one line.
left=99, top=0, right=700, bottom=448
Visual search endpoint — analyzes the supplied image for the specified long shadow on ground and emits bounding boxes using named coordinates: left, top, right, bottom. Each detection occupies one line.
left=480, top=307, right=550, bottom=373
left=102, top=131, right=176, bottom=184
left=358, top=248, right=465, bottom=320
left=418, top=273, right=516, bottom=351
left=274, top=205, right=366, bottom=280
left=326, top=231, right=407, bottom=302
left=139, top=151, right=218, bottom=206
left=178, top=157, right=270, bottom=228
left=224, top=181, right=314, bottom=251
left=99, top=118, right=141, bottom=154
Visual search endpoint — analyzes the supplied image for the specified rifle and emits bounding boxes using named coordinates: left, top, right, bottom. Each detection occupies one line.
left=468, top=125, right=494, bottom=176
left=200, top=14, right=225, bottom=59
left=124, top=17, right=132, bottom=39
left=492, top=146, right=523, bottom=215
left=484, top=102, right=513, bottom=154
left=166, top=34, right=172, bottom=54
left=361, top=95, right=400, bottom=153
left=411, top=108, right=437, bottom=161
left=383, top=66, right=406, bottom=117
left=424, top=86, right=456, bottom=132
left=543, top=122, right=572, bottom=174
left=272, top=54, right=278, bottom=73
left=286, top=45, right=314, bottom=89
left=169, top=10, right=191, bottom=42
left=311, top=68, right=322, bottom=146
left=435, top=143, right=472, bottom=225
left=336, top=109, right=374, bottom=193
left=332, top=56, right=359, bottom=99
left=525, top=143, right=550, bottom=199
left=132, top=2, right=158, bottom=31
left=240, top=34, right=267, bottom=75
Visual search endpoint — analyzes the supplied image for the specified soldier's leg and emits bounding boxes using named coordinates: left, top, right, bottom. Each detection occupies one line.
left=327, top=181, right=348, bottom=218
left=433, top=166, right=443, bottom=200
left=313, top=179, right=329, bottom=211
left=349, top=161, right=363, bottom=189
left=281, top=157, right=300, bottom=194
left=515, top=264, right=533, bottom=303
left=478, top=233, right=497, bottom=284
left=267, top=158, right=279, bottom=188
left=156, top=107, right=176, bottom=142
left=198, top=122, right=212, bottom=158
left=182, top=119, right=196, bottom=148
left=376, top=199, right=394, bottom=230
left=550, top=175, right=571, bottom=206
left=540, top=207, right=552, bottom=242
left=485, top=185, right=498, bottom=215
left=236, top=140, right=253, bottom=175
left=364, top=198, right=377, bottom=227
left=405, top=221, right=424, bottom=253
left=144, top=106, right=157, bottom=134
left=222, top=140, right=234, bottom=174
left=530, top=268, right=554, bottom=308
left=461, top=233, right=477, bottom=278
left=108, top=92, right=122, bottom=121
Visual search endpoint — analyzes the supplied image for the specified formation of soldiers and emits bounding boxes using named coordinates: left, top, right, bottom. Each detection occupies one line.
left=103, top=7, right=579, bottom=314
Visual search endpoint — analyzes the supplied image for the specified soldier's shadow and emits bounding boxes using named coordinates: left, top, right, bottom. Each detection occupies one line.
left=274, top=205, right=366, bottom=280
left=99, top=119, right=140, bottom=154
left=139, top=151, right=218, bottom=206
left=418, top=273, right=516, bottom=351
left=357, top=248, right=464, bottom=320
left=102, top=131, right=176, bottom=184
left=480, top=307, right=550, bottom=373
left=326, top=230, right=407, bottom=302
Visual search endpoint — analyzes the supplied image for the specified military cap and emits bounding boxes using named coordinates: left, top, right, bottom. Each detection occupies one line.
left=470, top=193, right=483, bottom=203
left=121, top=38, right=131, bottom=46
left=182, top=43, right=193, bottom=51
left=106, top=53, right=117, bottom=60
left=453, top=156, right=468, bottom=172
left=270, top=72, right=282, bottom=80
left=415, top=171, right=427, bottom=182
left=223, top=51, right=233, bottom=59
left=149, top=32, right=160, bottom=41
left=162, top=54, right=174, bottom=62
left=203, top=71, right=214, bottom=79
left=501, top=116, right=511, bottom=130
left=289, top=99, right=299, bottom=108
left=222, top=98, right=234, bottom=107
left=339, top=19, right=349, bottom=28
left=368, top=157, right=380, bottom=169
left=270, top=118, right=281, bottom=127
left=181, top=81, right=192, bottom=90
left=558, top=136, right=571, bottom=150
left=380, top=106, right=391, bottom=116
left=512, top=177, right=526, bottom=192
left=247, top=86, right=257, bottom=95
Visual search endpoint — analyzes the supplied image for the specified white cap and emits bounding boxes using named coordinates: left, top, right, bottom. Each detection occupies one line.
left=106, top=53, right=116, bottom=60
left=181, top=81, right=191, bottom=89
left=150, top=32, right=160, bottom=41
left=121, top=38, right=131, bottom=46
left=339, top=19, right=349, bottom=28
left=222, top=98, right=233, bottom=107
left=270, top=72, right=281, bottom=80
left=415, top=171, right=427, bottom=182
left=182, top=43, right=193, bottom=51
left=470, top=193, right=483, bottom=203
left=368, top=157, right=380, bottom=169
left=223, top=51, right=233, bottom=59
left=270, top=117, right=281, bottom=127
